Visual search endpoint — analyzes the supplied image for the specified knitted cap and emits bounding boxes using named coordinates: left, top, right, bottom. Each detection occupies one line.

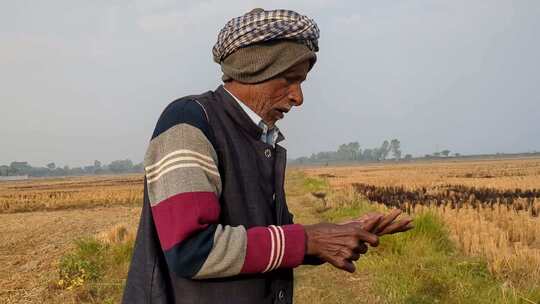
left=221, top=40, right=317, bottom=83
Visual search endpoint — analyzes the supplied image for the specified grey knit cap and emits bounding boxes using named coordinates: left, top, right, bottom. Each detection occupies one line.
left=213, top=8, right=320, bottom=83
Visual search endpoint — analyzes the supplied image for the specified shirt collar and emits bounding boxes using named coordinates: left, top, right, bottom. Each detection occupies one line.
left=224, top=87, right=262, bottom=126
left=223, top=87, right=282, bottom=147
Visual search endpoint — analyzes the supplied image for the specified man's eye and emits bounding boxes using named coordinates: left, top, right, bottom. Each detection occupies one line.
left=285, top=77, right=299, bottom=83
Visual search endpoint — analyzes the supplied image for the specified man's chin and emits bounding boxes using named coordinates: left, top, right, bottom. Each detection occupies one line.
left=266, top=119, right=278, bottom=129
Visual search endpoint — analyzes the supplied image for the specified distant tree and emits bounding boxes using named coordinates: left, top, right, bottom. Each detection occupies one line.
left=10, top=161, right=31, bottom=175
left=441, top=150, right=451, bottom=157
left=0, top=165, right=9, bottom=176
left=133, top=162, right=144, bottom=172
left=54, top=167, right=66, bottom=176
left=93, top=160, right=105, bottom=174
left=290, top=139, right=410, bottom=164
left=390, top=139, right=402, bottom=160
left=296, top=156, right=309, bottom=164
left=84, top=165, right=95, bottom=174
left=404, top=154, right=413, bottom=161
left=338, top=142, right=360, bottom=161
left=337, top=144, right=348, bottom=160
left=46, top=162, right=56, bottom=170
left=349, top=142, right=360, bottom=160
left=433, top=152, right=441, bottom=157
left=379, top=140, right=391, bottom=160
left=71, top=167, right=84, bottom=176
left=29, top=166, right=50, bottom=177
left=109, top=159, right=134, bottom=173
left=313, top=151, right=329, bottom=161
left=454, top=153, right=461, bottom=157
left=362, top=149, right=375, bottom=161
left=94, top=160, right=102, bottom=169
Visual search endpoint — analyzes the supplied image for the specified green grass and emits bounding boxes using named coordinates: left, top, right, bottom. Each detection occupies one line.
left=58, top=238, right=106, bottom=289
left=54, top=237, right=134, bottom=303
left=320, top=196, right=540, bottom=303
left=303, top=176, right=330, bottom=193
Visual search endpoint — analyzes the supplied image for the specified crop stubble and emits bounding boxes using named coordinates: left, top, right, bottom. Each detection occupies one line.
left=304, top=158, right=540, bottom=287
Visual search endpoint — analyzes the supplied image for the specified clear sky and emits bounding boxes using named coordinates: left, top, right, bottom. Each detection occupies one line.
left=1, top=0, right=539, bottom=167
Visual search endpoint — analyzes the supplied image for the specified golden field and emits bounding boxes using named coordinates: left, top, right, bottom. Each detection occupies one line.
left=303, top=157, right=540, bottom=289
left=0, top=175, right=143, bottom=213
left=0, top=175, right=142, bottom=303
left=1, top=158, right=540, bottom=303
left=306, top=158, right=540, bottom=191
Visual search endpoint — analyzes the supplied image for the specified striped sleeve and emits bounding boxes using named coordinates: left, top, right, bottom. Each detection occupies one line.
left=145, top=99, right=306, bottom=279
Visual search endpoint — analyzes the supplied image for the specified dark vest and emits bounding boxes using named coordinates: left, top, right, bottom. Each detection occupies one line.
left=123, top=85, right=296, bottom=304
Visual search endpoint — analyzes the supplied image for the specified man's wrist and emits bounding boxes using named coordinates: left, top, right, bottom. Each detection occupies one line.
left=279, top=224, right=307, bottom=268
left=301, top=224, right=326, bottom=265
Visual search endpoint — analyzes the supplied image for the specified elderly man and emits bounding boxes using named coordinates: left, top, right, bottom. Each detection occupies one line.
left=123, top=8, right=412, bottom=304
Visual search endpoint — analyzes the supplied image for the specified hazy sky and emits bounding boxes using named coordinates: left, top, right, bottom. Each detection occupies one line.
left=1, top=0, right=539, bottom=167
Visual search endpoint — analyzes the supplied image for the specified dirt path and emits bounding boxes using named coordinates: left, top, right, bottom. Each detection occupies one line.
left=0, top=206, right=140, bottom=304
left=286, top=174, right=380, bottom=304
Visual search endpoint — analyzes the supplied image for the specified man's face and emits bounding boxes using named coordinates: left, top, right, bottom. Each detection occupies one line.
left=249, top=60, right=310, bottom=128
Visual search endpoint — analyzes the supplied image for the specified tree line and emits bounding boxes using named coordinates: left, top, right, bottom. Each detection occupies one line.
left=0, top=159, right=143, bottom=177
left=291, top=139, right=413, bottom=164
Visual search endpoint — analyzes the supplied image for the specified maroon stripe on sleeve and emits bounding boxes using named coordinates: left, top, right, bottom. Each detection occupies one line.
left=278, top=224, right=306, bottom=269
left=150, top=191, right=220, bottom=250
left=240, top=227, right=272, bottom=274
left=240, top=224, right=307, bottom=274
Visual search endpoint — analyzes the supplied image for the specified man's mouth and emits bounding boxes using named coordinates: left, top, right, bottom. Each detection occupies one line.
left=275, top=108, right=289, bottom=119
left=276, top=107, right=290, bottom=114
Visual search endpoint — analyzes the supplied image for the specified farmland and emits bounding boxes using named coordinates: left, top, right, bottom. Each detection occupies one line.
left=0, top=175, right=143, bottom=214
left=0, top=175, right=142, bottom=303
left=303, top=157, right=540, bottom=300
left=1, top=158, right=540, bottom=303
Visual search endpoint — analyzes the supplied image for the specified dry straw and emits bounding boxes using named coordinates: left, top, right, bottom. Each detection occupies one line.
left=305, top=158, right=540, bottom=286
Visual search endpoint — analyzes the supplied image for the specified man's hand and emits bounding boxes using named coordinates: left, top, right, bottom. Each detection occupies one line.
left=304, top=209, right=414, bottom=273
left=304, top=215, right=382, bottom=273
left=340, top=209, right=414, bottom=236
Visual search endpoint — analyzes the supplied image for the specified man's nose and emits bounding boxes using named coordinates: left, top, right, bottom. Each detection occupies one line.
left=288, top=83, right=304, bottom=106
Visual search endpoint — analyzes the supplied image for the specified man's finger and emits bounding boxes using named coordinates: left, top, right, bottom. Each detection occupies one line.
left=328, top=256, right=356, bottom=273
left=348, top=251, right=361, bottom=261
left=339, top=212, right=383, bottom=227
left=394, top=222, right=414, bottom=233
left=373, top=209, right=402, bottom=235
left=361, top=214, right=383, bottom=232
left=379, top=219, right=413, bottom=235
left=354, top=228, right=379, bottom=247
left=359, top=212, right=383, bottom=221
left=339, top=247, right=355, bottom=260
left=353, top=242, right=368, bottom=255
left=342, top=260, right=356, bottom=273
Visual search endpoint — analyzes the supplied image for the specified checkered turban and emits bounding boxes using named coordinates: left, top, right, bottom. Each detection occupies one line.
left=212, top=8, right=320, bottom=63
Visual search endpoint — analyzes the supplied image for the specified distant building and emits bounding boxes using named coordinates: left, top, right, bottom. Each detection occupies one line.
left=0, top=175, right=29, bottom=181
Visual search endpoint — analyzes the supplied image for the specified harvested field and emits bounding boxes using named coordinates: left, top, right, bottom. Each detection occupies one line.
left=0, top=175, right=143, bottom=213
left=2, top=158, right=540, bottom=303
left=0, top=174, right=143, bottom=303
left=305, top=158, right=540, bottom=190
left=305, top=158, right=540, bottom=290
